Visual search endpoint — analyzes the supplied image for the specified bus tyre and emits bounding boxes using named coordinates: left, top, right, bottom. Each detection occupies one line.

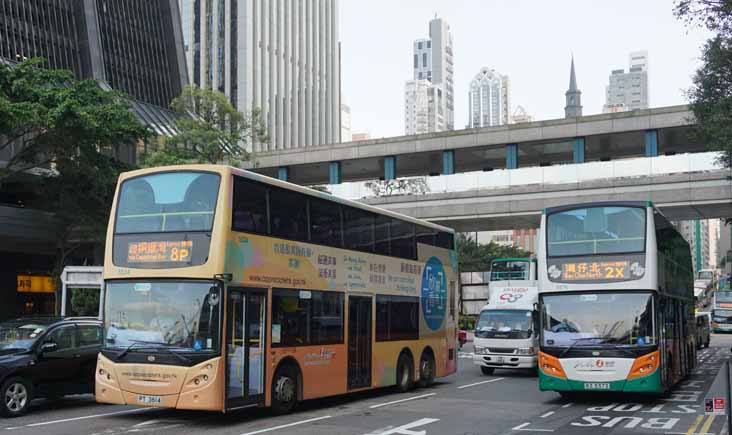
left=480, top=366, right=495, bottom=376
left=1, top=377, right=32, bottom=417
left=419, top=353, right=435, bottom=388
left=271, top=366, right=298, bottom=415
left=396, top=355, right=413, bottom=393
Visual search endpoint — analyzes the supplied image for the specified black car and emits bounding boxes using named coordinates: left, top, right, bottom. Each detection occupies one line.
left=0, top=316, right=102, bottom=417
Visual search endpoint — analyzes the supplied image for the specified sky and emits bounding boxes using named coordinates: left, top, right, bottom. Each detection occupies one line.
left=339, top=0, right=711, bottom=139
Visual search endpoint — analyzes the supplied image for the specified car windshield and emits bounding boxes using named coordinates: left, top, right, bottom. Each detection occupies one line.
left=541, top=292, right=655, bottom=347
left=115, top=172, right=220, bottom=234
left=547, top=206, right=646, bottom=257
left=0, top=323, right=47, bottom=351
left=698, top=271, right=714, bottom=280
left=476, top=310, right=533, bottom=339
left=490, top=261, right=530, bottom=281
left=104, top=281, right=221, bottom=352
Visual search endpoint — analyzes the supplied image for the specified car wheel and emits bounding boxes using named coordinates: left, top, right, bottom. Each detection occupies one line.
left=395, top=354, right=413, bottom=393
left=271, top=365, right=298, bottom=415
left=1, top=378, right=32, bottom=417
left=480, top=366, right=495, bottom=376
left=419, top=353, right=435, bottom=388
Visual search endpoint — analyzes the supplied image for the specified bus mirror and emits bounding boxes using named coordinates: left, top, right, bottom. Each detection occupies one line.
left=208, top=286, right=220, bottom=307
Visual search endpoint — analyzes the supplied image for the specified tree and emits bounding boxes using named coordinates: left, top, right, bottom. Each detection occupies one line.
left=674, top=1, right=732, bottom=169
left=456, top=233, right=532, bottom=272
left=0, top=58, right=149, bottom=310
left=70, top=288, right=100, bottom=317
left=140, top=84, right=268, bottom=167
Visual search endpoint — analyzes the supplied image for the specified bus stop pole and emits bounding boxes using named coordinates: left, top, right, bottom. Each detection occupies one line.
left=726, top=359, right=732, bottom=431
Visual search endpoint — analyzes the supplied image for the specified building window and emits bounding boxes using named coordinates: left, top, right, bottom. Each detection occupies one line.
left=422, top=53, right=427, bottom=68
left=414, top=54, right=417, bottom=69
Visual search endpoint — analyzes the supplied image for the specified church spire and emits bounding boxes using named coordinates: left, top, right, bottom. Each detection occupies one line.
left=565, top=55, right=582, bottom=118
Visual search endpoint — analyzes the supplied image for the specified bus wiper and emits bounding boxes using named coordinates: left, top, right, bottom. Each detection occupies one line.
left=113, top=340, right=191, bottom=364
left=559, top=336, right=613, bottom=358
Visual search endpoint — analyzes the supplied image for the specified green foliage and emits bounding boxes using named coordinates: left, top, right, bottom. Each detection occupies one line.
left=456, top=233, right=532, bottom=272
left=70, top=288, right=100, bottom=317
left=674, top=1, right=732, bottom=171
left=459, top=314, right=477, bottom=331
left=140, top=84, right=268, bottom=167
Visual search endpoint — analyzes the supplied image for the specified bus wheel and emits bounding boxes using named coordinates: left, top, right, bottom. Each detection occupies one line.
left=271, top=366, right=298, bottom=415
left=419, top=353, right=435, bottom=388
left=480, top=366, right=495, bottom=376
left=395, top=354, right=413, bottom=393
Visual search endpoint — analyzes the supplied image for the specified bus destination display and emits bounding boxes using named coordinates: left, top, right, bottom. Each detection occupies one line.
left=561, top=260, right=630, bottom=280
left=127, top=240, right=193, bottom=263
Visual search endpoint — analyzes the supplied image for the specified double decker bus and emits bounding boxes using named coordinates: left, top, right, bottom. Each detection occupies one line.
left=537, top=202, right=695, bottom=395
left=95, top=165, right=458, bottom=413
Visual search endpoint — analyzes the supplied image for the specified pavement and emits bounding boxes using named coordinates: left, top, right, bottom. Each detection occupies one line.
left=2, top=336, right=732, bottom=434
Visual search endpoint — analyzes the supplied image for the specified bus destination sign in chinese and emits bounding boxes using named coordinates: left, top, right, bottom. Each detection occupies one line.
left=127, top=240, right=193, bottom=263
left=562, top=260, right=630, bottom=281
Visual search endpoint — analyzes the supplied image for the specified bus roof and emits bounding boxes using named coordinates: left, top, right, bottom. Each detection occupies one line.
left=544, top=201, right=652, bottom=215
left=116, top=164, right=456, bottom=234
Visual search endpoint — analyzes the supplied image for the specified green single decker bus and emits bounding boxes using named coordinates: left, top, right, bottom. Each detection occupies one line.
left=537, top=201, right=695, bottom=395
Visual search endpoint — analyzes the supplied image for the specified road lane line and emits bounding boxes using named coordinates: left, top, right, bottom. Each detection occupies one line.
left=685, top=415, right=703, bottom=435
left=22, top=408, right=155, bottom=428
left=457, top=377, right=505, bottom=389
left=540, top=411, right=555, bottom=418
left=239, top=415, right=332, bottom=435
left=561, top=403, right=573, bottom=408
left=369, top=393, right=436, bottom=409
left=511, top=422, right=554, bottom=432
left=699, top=415, right=716, bottom=434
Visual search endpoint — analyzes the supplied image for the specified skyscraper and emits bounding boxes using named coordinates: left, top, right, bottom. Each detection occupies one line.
left=468, top=67, right=510, bottom=128
left=603, top=50, right=649, bottom=113
left=0, top=0, right=188, bottom=109
left=404, top=17, right=453, bottom=135
left=564, top=56, right=582, bottom=118
left=185, top=0, right=341, bottom=151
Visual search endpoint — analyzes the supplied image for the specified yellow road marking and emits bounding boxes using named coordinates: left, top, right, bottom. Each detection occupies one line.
left=685, top=415, right=703, bottom=435
left=699, top=415, right=716, bottom=434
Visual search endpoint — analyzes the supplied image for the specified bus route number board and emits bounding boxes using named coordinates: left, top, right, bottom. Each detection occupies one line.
left=562, top=261, right=630, bottom=281
left=127, top=241, right=193, bottom=263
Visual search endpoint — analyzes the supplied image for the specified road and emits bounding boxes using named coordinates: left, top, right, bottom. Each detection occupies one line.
left=2, top=336, right=732, bottom=435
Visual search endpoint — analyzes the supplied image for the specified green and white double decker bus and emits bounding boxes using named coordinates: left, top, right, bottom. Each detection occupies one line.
left=537, top=201, right=695, bottom=395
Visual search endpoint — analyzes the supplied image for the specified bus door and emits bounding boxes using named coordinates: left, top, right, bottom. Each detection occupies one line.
left=348, top=295, right=372, bottom=389
left=225, top=287, right=266, bottom=410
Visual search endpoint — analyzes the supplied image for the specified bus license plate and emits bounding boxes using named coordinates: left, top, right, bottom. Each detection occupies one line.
left=495, top=356, right=504, bottom=364
left=137, top=395, right=162, bottom=405
left=584, top=383, right=610, bottom=390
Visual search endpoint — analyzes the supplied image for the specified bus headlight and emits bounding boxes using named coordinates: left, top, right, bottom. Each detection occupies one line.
left=628, top=350, right=659, bottom=380
left=474, top=346, right=487, bottom=355
left=517, top=347, right=535, bottom=355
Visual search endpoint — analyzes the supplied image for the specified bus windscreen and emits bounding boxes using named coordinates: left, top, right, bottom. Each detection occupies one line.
left=547, top=206, right=646, bottom=257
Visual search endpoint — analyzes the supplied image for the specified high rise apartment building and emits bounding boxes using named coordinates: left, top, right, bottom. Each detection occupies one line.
left=603, top=50, right=649, bottom=113
left=404, top=17, right=453, bottom=135
left=676, top=219, right=712, bottom=274
left=184, top=0, right=341, bottom=151
left=0, top=0, right=187, bottom=109
left=468, top=67, right=510, bottom=128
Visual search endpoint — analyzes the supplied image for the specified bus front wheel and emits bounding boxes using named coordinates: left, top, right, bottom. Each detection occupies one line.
left=480, top=366, right=495, bottom=376
left=272, top=366, right=298, bottom=415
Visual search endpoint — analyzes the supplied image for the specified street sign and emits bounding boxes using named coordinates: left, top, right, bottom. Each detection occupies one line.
left=704, top=397, right=725, bottom=415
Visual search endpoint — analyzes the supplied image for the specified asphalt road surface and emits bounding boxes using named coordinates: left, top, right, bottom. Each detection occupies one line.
left=3, top=335, right=732, bottom=435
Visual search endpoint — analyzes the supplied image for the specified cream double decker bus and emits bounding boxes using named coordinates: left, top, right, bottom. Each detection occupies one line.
left=96, top=165, right=458, bottom=413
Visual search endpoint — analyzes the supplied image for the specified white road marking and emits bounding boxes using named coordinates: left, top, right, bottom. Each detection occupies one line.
left=369, top=393, right=436, bottom=409
left=364, top=418, right=439, bottom=435
left=457, top=377, right=505, bottom=389
left=21, top=408, right=154, bottom=428
left=239, top=415, right=332, bottom=435
left=511, top=422, right=555, bottom=432
left=540, top=411, right=555, bottom=418
left=561, top=403, right=573, bottom=408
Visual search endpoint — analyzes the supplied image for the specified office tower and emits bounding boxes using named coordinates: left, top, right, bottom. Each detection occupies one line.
left=468, top=67, right=510, bottom=128
left=565, top=56, right=582, bottom=118
left=603, top=50, right=649, bottom=113
left=0, top=0, right=187, bottom=109
left=185, top=0, right=341, bottom=151
left=404, top=16, right=453, bottom=134
left=341, top=104, right=351, bottom=142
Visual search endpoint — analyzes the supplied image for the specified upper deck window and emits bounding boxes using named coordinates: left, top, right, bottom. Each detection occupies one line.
left=115, top=172, right=220, bottom=234
left=547, top=206, right=646, bottom=257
